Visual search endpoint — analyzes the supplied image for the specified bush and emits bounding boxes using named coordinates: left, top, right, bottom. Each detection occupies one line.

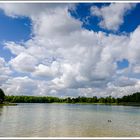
left=0, top=88, right=5, bottom=103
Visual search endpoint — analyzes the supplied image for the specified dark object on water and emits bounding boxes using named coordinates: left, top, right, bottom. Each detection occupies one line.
left=108, top=120, right=112, bottom=122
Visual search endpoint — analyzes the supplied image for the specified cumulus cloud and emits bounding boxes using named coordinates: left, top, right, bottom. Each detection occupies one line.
left=9, top=52, right=38, bottom=73
left=0, top=57, right=12, bottom=86
left=111, top=76, right=137, bottom=87
left=33, top=62, right=61, bottom=78
left=0, top=3, right=68, bottom=18
left=0, top=57, right=11, bottom=75
left=133, top=65, right=140, bottom=73
left=4, top=41, right=26, bottom=55
left=128, top=26, right=140, bottom=64
left=2, top=76, right=39, bottom=95
left=91, top=3, right=136, bottom=31
left=0, top=3, right=140, bottom=97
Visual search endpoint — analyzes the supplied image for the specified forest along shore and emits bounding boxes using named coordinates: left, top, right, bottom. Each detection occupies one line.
left=2, top=92, right=140, bottom=106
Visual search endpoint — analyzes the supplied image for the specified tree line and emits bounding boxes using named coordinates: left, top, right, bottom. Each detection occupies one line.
left=4, top=92, right=140, bottom=104
left=1, top=88, right=140, bottom=104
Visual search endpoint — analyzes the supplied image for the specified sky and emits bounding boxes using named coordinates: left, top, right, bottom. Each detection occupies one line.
left=0, top=3, right=140, bottom=97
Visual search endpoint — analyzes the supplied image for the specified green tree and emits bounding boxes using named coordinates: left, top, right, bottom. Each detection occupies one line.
left=92, top=96, right=98, bottom=103
left=0, top=88, right=5, bottom=103
left=98, top=97, right=105, bottom=103
left=66, top=97, right=72, bottom=103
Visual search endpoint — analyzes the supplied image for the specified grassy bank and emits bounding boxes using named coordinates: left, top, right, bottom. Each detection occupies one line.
left=57, top=102, right=140, bottom=106
left=0, top=102, right=17, bottom=106
left=117, top=102, right=140, bottom=106
left=2, top=101, right=140, bottom=107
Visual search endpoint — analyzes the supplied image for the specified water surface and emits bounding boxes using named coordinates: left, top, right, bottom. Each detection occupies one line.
left=0, top=103, right=140, bottom=137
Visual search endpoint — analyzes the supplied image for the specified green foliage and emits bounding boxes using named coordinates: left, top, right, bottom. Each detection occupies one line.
left=0, top=88, right=5, bottom=103
left=5, top=95, right=60, bottom=103
left=120, top=92, right=140, bottom=103
left=4, top=92, right=140, bottom=104
left=4, top=95, right=117, bottom=104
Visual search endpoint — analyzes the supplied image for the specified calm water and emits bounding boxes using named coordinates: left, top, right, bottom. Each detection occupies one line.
left=0, top=103, right=140, bottom=137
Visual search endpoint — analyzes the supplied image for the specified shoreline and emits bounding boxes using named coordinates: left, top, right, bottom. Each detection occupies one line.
left=0, top=103, right=17, bottom=106
left=4, top=102, right=140, bottom=107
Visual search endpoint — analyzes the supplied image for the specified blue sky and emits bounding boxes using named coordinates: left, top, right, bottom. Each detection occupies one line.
left=0, top=10, right=31, bottom=61
left=70, top=3, right=140, bottom=34
left=0, top=10, right=31, bottom=42
left=0, top=3, right=140, bottom=97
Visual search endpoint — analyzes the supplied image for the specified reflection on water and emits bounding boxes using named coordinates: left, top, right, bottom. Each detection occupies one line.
left=0, top=106, right=3, bottom=116
left=0, top=103, right=140, bottom=137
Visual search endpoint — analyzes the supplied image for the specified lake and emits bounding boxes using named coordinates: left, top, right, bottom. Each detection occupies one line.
left=0, top=103, right=140, bottom=137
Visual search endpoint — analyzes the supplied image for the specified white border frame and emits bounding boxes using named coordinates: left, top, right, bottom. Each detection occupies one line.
left=0, top=1, right=139, bottom=3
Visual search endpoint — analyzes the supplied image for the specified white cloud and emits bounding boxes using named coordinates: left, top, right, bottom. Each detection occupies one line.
left=0, top=3, right=140, bottom=97
left=9, top=52, right=38, bottom=73
left=106, top=80, right=140, bottom=97
left=133, top=65, right=140, bottom=73
left=2, top=76, right=39, bottom=95
left=91, top=3, right=136, bottom=31
left=33, top=62, right=61, bottom=78
left=111, top=76, right=137, bottom=87
left=128, top=26, right=140, bottom=64
left=0, top=57, right=11, bottom=75
left=0, top=3, right=68, bottom=18
left=0, top=57, right=12, bottom=86
left=4, top=41, right=26, bottom=55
